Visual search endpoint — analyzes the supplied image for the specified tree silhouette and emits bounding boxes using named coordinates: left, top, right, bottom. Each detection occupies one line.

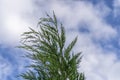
left=19, top=12, right=85, bottom=80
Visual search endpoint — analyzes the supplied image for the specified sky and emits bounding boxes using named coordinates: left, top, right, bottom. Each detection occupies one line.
left=0, top=0, right=120, bottom=80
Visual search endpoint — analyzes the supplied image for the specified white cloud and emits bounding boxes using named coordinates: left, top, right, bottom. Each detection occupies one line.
left=0, top=55, right=12, bottom=80
left=43, top=1, right=119, bottom=80
left=48, top=1, right=117, bottom=40
left=0, top=0, right=36, bottom=45
left=0, top=0, right=37, bottom=79
left=0, top=47, right=29, bottom=80
left=0, top=0, right=120, bottom=80
left=113, top=0, right=120, bottom=17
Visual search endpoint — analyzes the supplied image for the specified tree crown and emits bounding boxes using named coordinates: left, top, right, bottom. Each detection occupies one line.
left=19, top=12, right=85, bottom=80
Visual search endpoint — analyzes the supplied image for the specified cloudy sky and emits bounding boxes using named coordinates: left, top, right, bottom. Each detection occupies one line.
left=0, top=0, right=120, bottom=80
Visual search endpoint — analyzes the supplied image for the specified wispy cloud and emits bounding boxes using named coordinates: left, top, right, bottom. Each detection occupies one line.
left=113, top=0, right=120, bottom=17
left=0, top=55, right=12, bottom=80
left=0, top=0, right=120, bottom=80
left=42, top=1, right=120, bottom=80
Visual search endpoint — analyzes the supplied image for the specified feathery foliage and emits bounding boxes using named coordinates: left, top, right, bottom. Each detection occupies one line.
left=19, top=12, right=85, bottom=80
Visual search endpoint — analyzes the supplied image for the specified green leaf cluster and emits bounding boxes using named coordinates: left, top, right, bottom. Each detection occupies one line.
left=19, top=12, right=85, bottom=80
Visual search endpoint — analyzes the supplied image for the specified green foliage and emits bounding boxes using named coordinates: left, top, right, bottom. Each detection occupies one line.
left=19, top=12, right=85, bottom=80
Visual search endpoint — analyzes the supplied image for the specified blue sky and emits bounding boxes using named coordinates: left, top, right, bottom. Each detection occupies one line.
left=0, top=0, right=120, bottom=80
